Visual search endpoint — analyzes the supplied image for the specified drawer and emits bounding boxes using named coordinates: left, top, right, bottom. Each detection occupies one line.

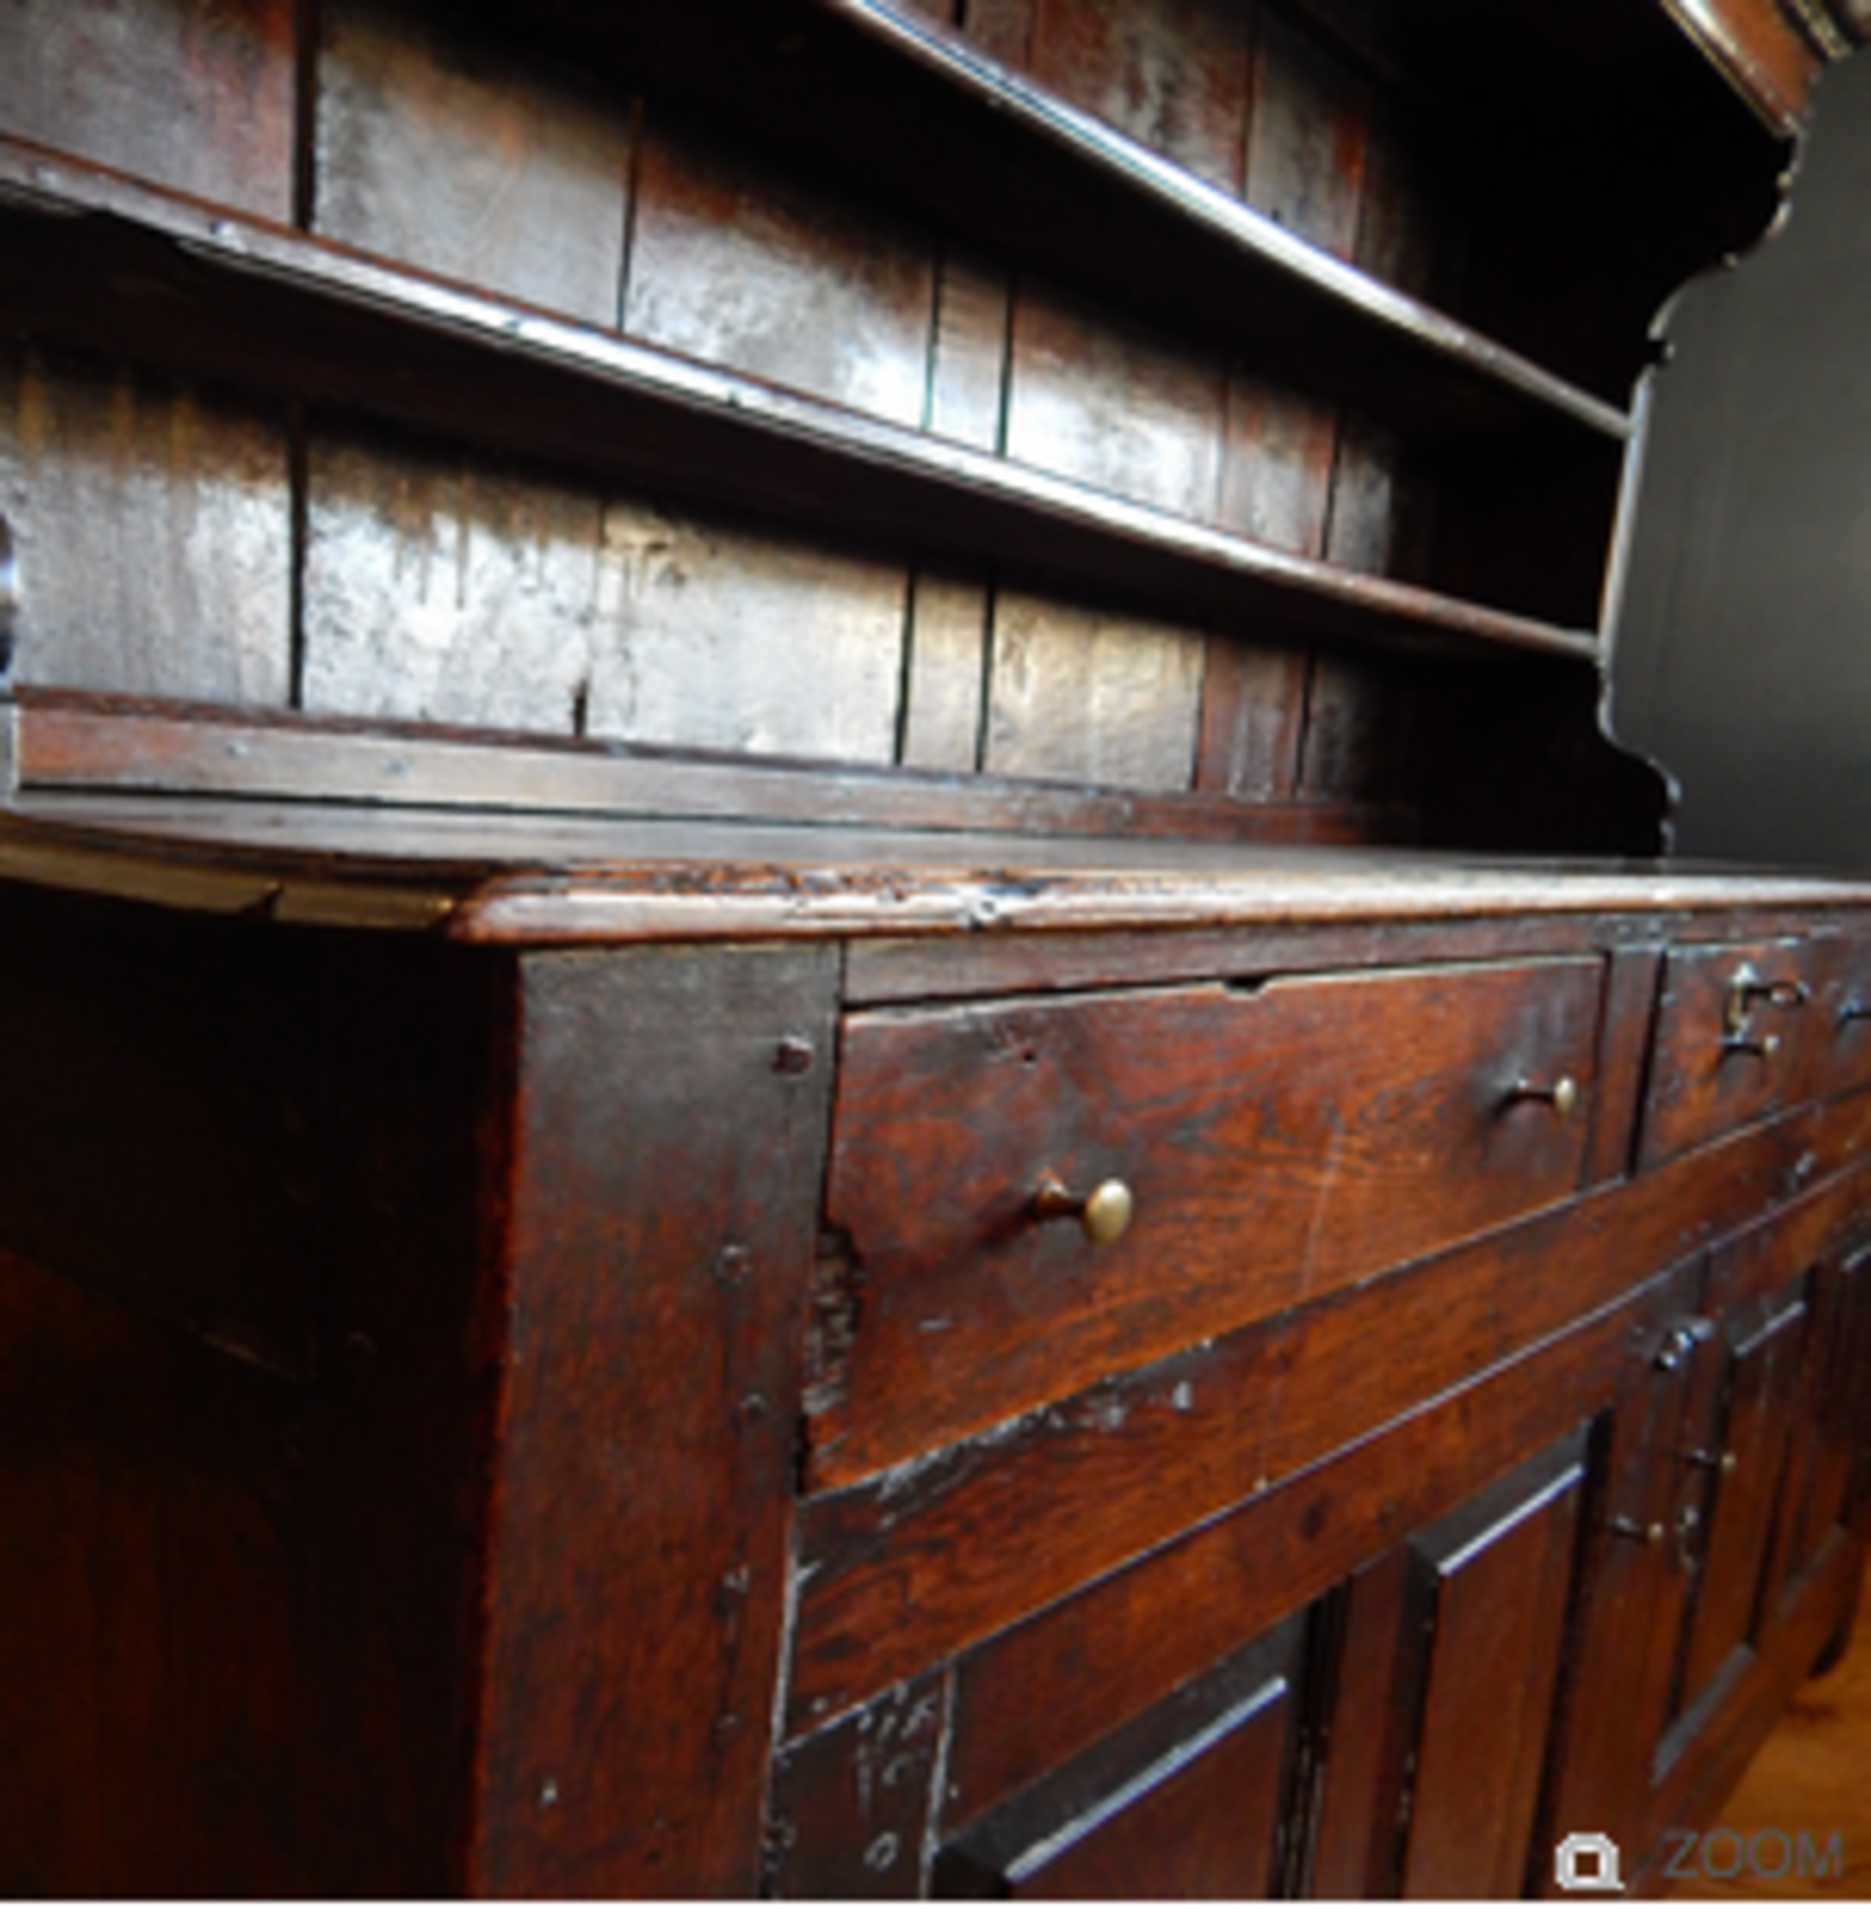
left=810, top=956, right=1605, bottom=1489
left=1809, top=928, right=1871, bottom=1102
left=1639, top=938, right=1818, bottom=1168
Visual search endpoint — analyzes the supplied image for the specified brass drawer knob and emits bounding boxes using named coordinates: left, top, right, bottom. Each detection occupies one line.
left=1033, top=1176, right=1135, bottom=1247
left=1507, top=1074, right=1580, bottom=1120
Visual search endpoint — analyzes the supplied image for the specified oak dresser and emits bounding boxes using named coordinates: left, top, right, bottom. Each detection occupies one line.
left=1, top=0, right=1868, bottom=1897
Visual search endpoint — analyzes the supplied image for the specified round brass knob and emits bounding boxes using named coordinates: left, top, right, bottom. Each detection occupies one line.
left=1033, top=1176, right=1135, bottom=1247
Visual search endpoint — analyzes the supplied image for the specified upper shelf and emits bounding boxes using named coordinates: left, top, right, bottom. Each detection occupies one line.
left=0, top=137, right=1600, bottom=666
left=462, top=0, right=1631, bottom=450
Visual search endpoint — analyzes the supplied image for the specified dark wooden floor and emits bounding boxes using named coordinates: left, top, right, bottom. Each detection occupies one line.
left=1668, top=1582, right=1871, bottom=1899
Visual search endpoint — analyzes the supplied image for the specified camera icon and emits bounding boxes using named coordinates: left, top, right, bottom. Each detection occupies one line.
left=1555, top=1833, right=1625, bottom=1893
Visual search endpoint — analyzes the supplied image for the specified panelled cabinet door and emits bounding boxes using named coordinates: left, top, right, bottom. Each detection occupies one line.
left=1308, top=1428, right=1589, bottom=1900
left=1766, top=1240, right=1871, bottom=1604
left=1535, top=1265, right=1710, bottom=1866
left=931, top=1613, right=1306, bottom=1900
left=1670, top=1274, right=1811, bottom=1718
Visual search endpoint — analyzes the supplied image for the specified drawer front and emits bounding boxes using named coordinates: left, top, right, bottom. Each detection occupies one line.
left=1809, top=929, right=1871, bottom=1101
left=1639, top=939, right=1817, bottom=1168
left=811, top=956, right=1604, bottom=1488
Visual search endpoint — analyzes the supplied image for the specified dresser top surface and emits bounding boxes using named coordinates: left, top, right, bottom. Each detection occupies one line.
left=3, top=792, right=1870, bottom=946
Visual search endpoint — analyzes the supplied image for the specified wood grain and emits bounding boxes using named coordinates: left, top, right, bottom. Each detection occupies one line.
left=470, top=944, right=838, bottom=1897
left=0, top=143, right=1610, bottom=667
left=1537, top=1262, right=1708, bottom=1870
left=1634, top=1531, right=1863, bottom=1891
left=765, top=1672, right=950, bottom=1897
left=789, top=1124, right=1871, bottom=1729
left=0, top=891, right=513, bottom=1895
left=1640, top=937, right=1819, bottom=1168
left=583, top=500, right=907, bottom=763
left=301, top=424, right=608, bottom=734
left=1810, top=929, right=1871, bottom=1099
left=1027, top=0, right=1253, bottom=193
left=1323, top=413, right=1401, bottom=575
left=0, top=1247, right=314, bottom=1896
left=1004, top=280, right=1226, bottom=520
left=939, top=1275, right=1666, bottom=1829
left=315, top=0, right=632, bottom=325
left=938, top=1613, right=1301, bottom=1898
left=1218, top=373, right=1337, bottom=555
left=9, top=686, right=1382, bottom=846
left=1663, top=0, right=1825, bottom=132
left=900, top=572, right=989, bottom=772
left=1665, top=1579, right=1871, bottom=1900
left=810, top=955, right=1602, bottom=1486
left=924, top=242, right=1010, bottom=451
left=625, top=115, right=936, bottom=428
left=1584, top=945, right=1667, bottom=1186
left=1675, top=1282, right=1808, bottom=1712
left=962, top=0, right=1037, bottom=66
left=982, top=589, right=1205, bottom=790
left=301, top=427, right=909, bottom=762
left=1780, top=1245, right=1871, bottom=1581
left=1243, top=5, right=1367, bottom=259
left=0, top=345, right=290, bottom=702
left=1396, top=1434, right=1586, bottom=1898
left=1307, top=1547, right=1420, bottom=1898
left=1193, top=635, right=1308, bottom=800
left=0, top=0, right=295, bottom=219
left=1296, top=647, right=1423, bottom=803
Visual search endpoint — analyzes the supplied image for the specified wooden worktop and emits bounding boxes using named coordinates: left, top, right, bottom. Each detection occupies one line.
left=5, top=789, right=1871, bottom=946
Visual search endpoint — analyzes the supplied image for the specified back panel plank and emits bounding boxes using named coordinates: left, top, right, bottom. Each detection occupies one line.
left=625, top=115, right=937, bottom=428
left=0, top=0, right=295, bottom=219
left=0, top=346, right=291, bottom=703
left=1028, top=0, right=1254, bottom=193
left=315, top=0, right=632, bottom=325
left=301, top=422, right=909, bottom=762
left=981, top=589, right=1206, bottom=790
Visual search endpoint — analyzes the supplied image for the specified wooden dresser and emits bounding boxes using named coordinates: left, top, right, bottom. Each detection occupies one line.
left=1, top=0, right=1868, bottom=1898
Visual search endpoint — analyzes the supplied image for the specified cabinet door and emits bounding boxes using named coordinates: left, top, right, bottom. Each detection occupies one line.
left=1766, top=1240, right=1871, bottom=1600
left=1536, top=1264, right=1711, bottom=1867
left=1672, top=1274, right=1810, bottom=1715
left=1307, top=1428, right=1588, bottom=1900
left=931, top=1614, right=1307, bottom=1900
